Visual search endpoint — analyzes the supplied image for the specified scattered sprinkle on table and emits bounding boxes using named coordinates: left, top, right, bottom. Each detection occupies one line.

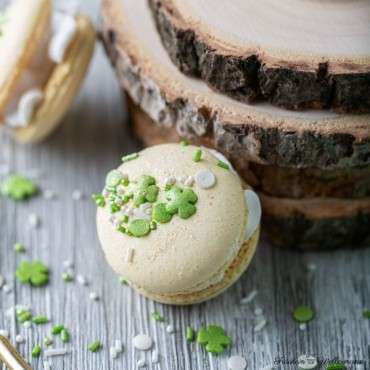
left=89, top=292, right=99, bottom=301
left=363, top=309, right=370, bottom=319
left=254, top=307, right=263, bottom=316
left=14, top=243, right=26, bottom=253
left=133, top=334, right=153, bottom=351
left=63, top=260, right=74, bottom=269
left=186, top=326, right=195, bottom=342
left=15, top=334, right=25, bottom=344
left=62, top=271, right=74, bottom=282
left=43, top=360, right=52, bottom=370
left=44, top=337, right=53, bottom=347
left=228, top=355, right=247, bottom=370
left=299, top=323, right=307, bottom=331
left=32, top=345, right=42, bottom=358
left=28, top=213, right=41, bottom=229
left=1, top=174, right=38, bottom=200
left=43, top=189, right=56, bottom=200
left=326, top=362, right=346, bottom=370
left=52, top=325, right=64, bottom=335
left=32, top=316, right=49, bottom=325
left=195, top=170, right=216, bottom=189
left=115, top=339, right=123, bottom=353
left=197, top=325, right=231, bottom=354
left=61, top=328, right=70, bottom=343
left=44, top=348, right=70, bottom=357
left=121, top=153, right=139, bottom=163
left=166, top=324, right=174, bottom=334
left=88, top=341, right=102, bottom=353
left=119, top=277, right=128, bottom=285
left=293, top=306, right=315, bottom=323
left=17, top=309, right=32, bottom=323
left=110, top=347, right=118, bottom=359
left=193, top=149, right=202, bottom=162
left=151, top=312, right=164, bottom=322
left=298, top=354, right=318, bottom=370
left=217, top=160, right=230, bottom=170
left=16, top=260, right=49, bottom=287
left=3, top=284, right=11, bottom=294
left=137, top=358, right=146, bottom=368
left=254, top=318, right=267, bottom=332
left=241, top=290, right=258, bottom=304
left=77, top=274, right=88, bottom=286
left=72, top=190, right=84, bottom=200
left=151, top=349, right=159, bottom=363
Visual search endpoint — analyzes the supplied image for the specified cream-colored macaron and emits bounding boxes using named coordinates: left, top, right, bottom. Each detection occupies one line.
left=96, top=143, right=261, bottom=305
left=0, top=0, right=95, bottom=143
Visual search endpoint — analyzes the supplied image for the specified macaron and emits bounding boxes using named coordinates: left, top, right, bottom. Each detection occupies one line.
left=0, top=0, right=95, bottom=143
left=96, top=143, right=261, bottom=305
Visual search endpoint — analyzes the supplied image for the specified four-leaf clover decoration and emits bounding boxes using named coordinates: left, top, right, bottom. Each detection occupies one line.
left=133, top=175, right=159, bottom=206
left=1, top=175, right=38, bottom=201
left=165, top=186, right=198, bottom=219
left=16, top=261, right=50, bottom=287
left=197, top=325, right=231, bottom=354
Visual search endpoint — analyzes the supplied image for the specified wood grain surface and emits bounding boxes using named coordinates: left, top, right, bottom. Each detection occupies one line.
left=0, top=2, right=370, bottom=369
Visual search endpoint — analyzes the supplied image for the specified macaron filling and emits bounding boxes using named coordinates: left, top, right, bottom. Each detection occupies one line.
left=1, top=1, right=77, bottom=128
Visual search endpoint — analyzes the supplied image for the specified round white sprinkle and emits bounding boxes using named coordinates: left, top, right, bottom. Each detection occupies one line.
left=23, top=321, right=32, bottom=328
left=0, top=329, right=9, bottom=338
left=254, top=318, right=267, bottom=332
left=195, top=170, right=216, bottom=189
left=63, top=260, right=74, bottom=269
left=110, top=347, right=118, bottom=359
left=166, top=325, right=174, bottom=334
left=43, top=189, right=56, bottom=200
left=133, top=334, right=153, bottom=351
left=137, top=359, right=146, bottom=368
left=164, top=176, right=176, bottom=186
left=89, top=292, right=100, bottom=301
left=254, top=307, right=263, bottom=316
left=15, top=334, right=25, bottom=344
left=44, top=348, right=70, bottom=357
left=307, top=263, right=317, bottom=272
left=241, top=290, right=258, bottom=304
left=299, top=323, right=307, bottom=331
left=3, top=284, right=11, bottom=294
left=77, top=275, right=88, bottom=286
left=298, top=355, right=318, bottom=370
left=228, top=355, right=247, bottom=370
left=115, top=340, right=123, bottom=353
left=184, top=176, right=195, bottom=187
left=0, top=274, right=4, bottom=289
left=72, top=190, right=84, bottom=201
left=28, top=213, right=41, bottom=229
left=151, top=350, right=159, bottom=364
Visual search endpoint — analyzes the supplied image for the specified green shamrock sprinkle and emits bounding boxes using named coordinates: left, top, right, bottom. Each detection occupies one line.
left=61, top=329, right=70, bottom=343
left=186, top=326, right=195, bottom=342
left=92, top=193, right=105, bottom=207
left=17, top=310, right=32, bottom=323
left=43, top=337, right=53, bottom=347
left=326, top=362, right=346, bottom=370
left=14, top=243, right=26, bottom=253
left=197, top=325, right=231, bottom=354
left=1, top=175, right=38, bottom=201
left=16, top=261, right=49, bottom=287
left=106, top=170, right=124, bottom=187
left=52, top=325, right=64, bottom=335
left=122, top=153, right=139, bottom=163
left=152, top=312, right=164, bottom=322
left=193, top=149, right=202, bottom=162
left=363, top=309, right=370, bottom=319
left=88, top=341, right=102, bottom=352
left=127, top=219, right=151, bottom=237
left=32, top=316, right=49, bottom=325
left=165, top=186, right=198, bottom=219
left=32, top=345, right=42, bottom=358
left=150, top=221, right=157, bottom=230
left=133, top=175, right=159, bottom=206
left=152, top=203, right=172, bottom=224
left=119, top=277, right=128, bottom=285
left=180, top=140, right=188, bottom=146
left=217, top=160, right=230, bottom=170
left=293, top=306, right=315, bottom=323
left=62, top=272, right=74, bottom=282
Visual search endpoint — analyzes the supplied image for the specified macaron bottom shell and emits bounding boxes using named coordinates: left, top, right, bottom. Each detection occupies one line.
left=14, top=15, right=96, bottom=144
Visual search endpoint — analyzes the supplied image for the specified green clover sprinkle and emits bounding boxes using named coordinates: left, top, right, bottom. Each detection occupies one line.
left=152, top=312, right=164, bottom=322
left=119, top=277, right=128, bottom=285
left=326, top=362, right=346, bottom=370
left=165, top=186, right=198, bottom=219
left=293, top=306, right=315, bottom=323
left=14, top=243, right=26, bottom=253
left=122, top=153, right=139, bottom=163
left=193, top=149, right=202, bottom=162
left=180, top=140, right=188, bottom=146
left=217, top=160, right=230, bottom=170
left=88, top=341, right=102, bottom=352
left=61, top=329, right=70, bottom=343
left=363, top=309, right=370, bottom=319
left=32, top=316, right=49, bottom=325
left=106, top=170, right=125, bottom=187
left=43, top=337, right=53, bottom=347
left=150, top=221, right=157, bottom=230
left=127, top=219, right=151, bottom=237
left=92, top=193, right=105, bottom=207
left=186, top=326, right=195, bottom=342
left=17, top=310, right=32, bottom=323
left=32, top=345, right=42, bottom=358
left=152, top=203, right=172, bottom=224
left=1, top=175, right=38, bottom=201
left=133, top=175, right=159, bottom=206
left=197, top=325, right=231, bottom=354
left=62, top=272, right=74, bottom=282
left=16, top=261, right=49, bottom=287
left=51, top=325, right=64, bottom=335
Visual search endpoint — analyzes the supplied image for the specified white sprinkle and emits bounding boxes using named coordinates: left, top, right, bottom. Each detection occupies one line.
left=77, top=274, right=88, bottom=286
left=43, top=360, right=52, bottom=370
left=254, top=307, right=263, bottom=316
left=115, top=340, right=123, bottom=353
left=137, top=359, right=146, bottom=368
left=307, top=263, right=317, bottom=272
left=44, top=348, right=70, bottom=357
left=110, top=347, right=118, bottom=359
left=164, top=176, right=176, bottom=186
left=3, top=284, right=11, bottom=294
left=195, top=170, right=216, bottom=189
left=133, top=334, right=153, bottom=351
left=15, top=334, right=25, bottom=344
left=298, top=354, right=318, bottom=369
left=72, top=190, right=84, bottom=201
left=228, top=355, right=247, bottom=370
left=299, top=323, right=307, bottom=331
left=23, top=321, right=32, bottom=328
left=240, top=290, right=258, bottom=304
left=151, top=349, right=159, bottom=364
left=0, top=330, right=9, bottom=338
left=166, top=324, right=174, bottom=334
left=126, top=248, right=135, bottom=263
left=254, top=318, right=267, bottom=332
left=89, top=292, right=99, bottom=301
left=28, top=213, right=41, bottom=229
left=0, top=274, right=4, bottom=289
left=43, top=189, right=56, bottom=200
left=63, top=260, right=74, bottom=269
left=184, top=176, right=194, bottom=187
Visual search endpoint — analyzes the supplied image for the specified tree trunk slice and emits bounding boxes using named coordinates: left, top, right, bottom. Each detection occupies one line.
left=101, top=0, right=370, bottom=169
left=149, top=0, right=370, bottom=113
left=128, top=97, right=370, bottom=199
left=261, top=194, right=370, bottom=249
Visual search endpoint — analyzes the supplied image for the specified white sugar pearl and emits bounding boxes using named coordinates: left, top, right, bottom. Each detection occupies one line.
left=298, top=355, right=318, bottom=369
left=115, top=340, right=123, bottom=353
left=43, top=189, right=56, bottom=200
left=228, top=355, right=247, bottom=370
left=15, top=334, right=25, bottom=343
left=195, top=170, right=216, bottom=189
left=110, top=347, right=118, bottom=359
left=28, top=213, right=41, bottom=229
left=0, top=329, right=9, bottom=338
left=89, top=292, right=99, bottom=301
left=3, top=284, right=11, bottom=294
left=166, top=325, right=174, bottom=334
left=77, top=275, right=88, bottom=286
left=137, top=359, right=146, bottom=368
left=133, top=334, right=153, bottom=351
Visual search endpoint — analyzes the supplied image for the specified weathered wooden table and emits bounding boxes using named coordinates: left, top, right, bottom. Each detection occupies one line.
left=0, top=2, right=369, bottom=369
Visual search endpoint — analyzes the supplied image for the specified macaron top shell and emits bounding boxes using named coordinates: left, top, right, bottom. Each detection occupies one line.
left=97, top=144, right=248, bottom=295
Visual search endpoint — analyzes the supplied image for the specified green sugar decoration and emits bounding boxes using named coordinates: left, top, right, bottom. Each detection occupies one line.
left=217, top=160, right=230, bottom=170
left=43, top=337, right=53, bottom=347
left=193, top=149, right=202, bottom=162
left=152, top=312, right=164, bottom=322
left=32, top=345, right=42, bottom=358
left=61, top=329, right=70, bottom=343
left=293, top=306, right=315, bottom=323
left=363, top=309, right=370, bottom=319
left=165, top=186, right=198, bottom=219
left=1, top=175, right=38, bottom=201
left=14, top=243, right=26, bottom=253
left=197, top=325, right=231, bottom=354
left=92, top=193, right=105, bottom=207
left=128, top=219, right=151, bottom=237
left=52, top=325, right=64, bottom=335
left=121, top=153, right=139, bottom=163
left=119, top=277, right=128, bottom=285
left=106, top=170, right=125, bottom=187
left=32, top=316, right=49, bottom=325
left=16, top=261, right=49, bottom=287
left=180, top=140, right=189, bottom=146
left=326, top=362, right=346, bottom=370
left=186, top=326, right=195, bottom=342
left=88, top=341, right=102, bottom=353
left=152, top=203, right=172, bottom=224
left=133, top=175, right=159, bottom=206
left=17, top=310, right=32, bottom=323
left=62, top=272, right=74, bottom=282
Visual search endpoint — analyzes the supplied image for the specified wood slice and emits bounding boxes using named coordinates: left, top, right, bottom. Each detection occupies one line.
left=101, top=0, right=370, bottom=170
left=128, top=97, right=370, bottom=199
left=149, top=0, right=370, bottom=113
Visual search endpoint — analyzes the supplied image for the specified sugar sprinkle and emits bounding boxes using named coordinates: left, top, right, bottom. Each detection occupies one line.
left=166, top=324, right=174, bottom=334
left=298, top=354, right=318, bottom=369
left=137, top=359, right=146, bottom=368
left=133, top=334, right=153, bottom=351
left=241, top=290, right=258, bottom=304
left=44, top=348, right=70, bottom=357
left=28, top=213, right=41, bottom=229
left=15, top=334, right=25, bottom=344
left=89, top=292, right=100, bottom=301
left=254, top=318, right=267, bottom=332
left=151, top=349, right=159, bottom=364
left=228, top=355, right=247, bottom=370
